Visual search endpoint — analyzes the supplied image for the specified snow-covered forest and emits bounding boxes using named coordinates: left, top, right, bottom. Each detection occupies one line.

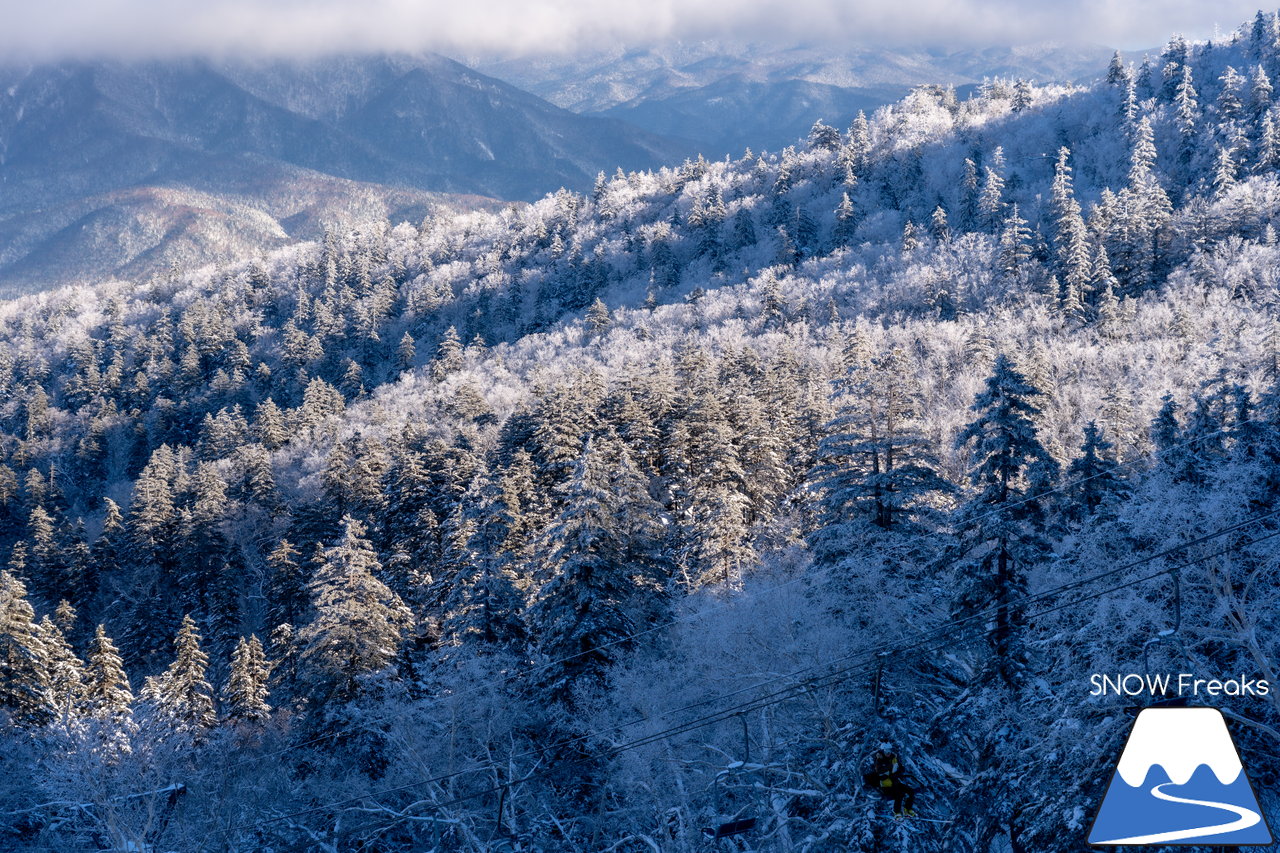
left=5, top=12, right=1280, bottom=852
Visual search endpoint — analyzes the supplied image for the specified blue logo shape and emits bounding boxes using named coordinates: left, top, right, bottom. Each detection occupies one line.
left=1089, top=707, right=1272, bottom=846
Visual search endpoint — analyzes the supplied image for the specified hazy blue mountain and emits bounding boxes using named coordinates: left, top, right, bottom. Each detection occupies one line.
left=0, top=55, right=693, bottom=294
left=599, top=76, right=912, bottom=156
left=473, top=40, right=1131, bottom=157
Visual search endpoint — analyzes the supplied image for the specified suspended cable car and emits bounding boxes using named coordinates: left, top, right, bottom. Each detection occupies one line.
left=701, top=714, right=760, bottom=846
left=1128, top=568, right=1190, bottom=716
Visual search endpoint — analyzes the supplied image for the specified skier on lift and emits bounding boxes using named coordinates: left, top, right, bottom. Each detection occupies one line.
left=866, top=743, right=916, bottom=818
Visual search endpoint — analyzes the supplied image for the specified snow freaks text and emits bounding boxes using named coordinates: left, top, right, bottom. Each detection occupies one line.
left=1090, top=674, right=1272, bottom=698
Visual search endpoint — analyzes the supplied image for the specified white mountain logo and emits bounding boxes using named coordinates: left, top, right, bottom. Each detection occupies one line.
left=1089, top=707, right=1272, bottom=846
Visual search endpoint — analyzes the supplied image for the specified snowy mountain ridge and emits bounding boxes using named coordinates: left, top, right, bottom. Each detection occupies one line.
left=471, top=39, right=1131, bottom=155
left=0, top=54, right=693, bottom=295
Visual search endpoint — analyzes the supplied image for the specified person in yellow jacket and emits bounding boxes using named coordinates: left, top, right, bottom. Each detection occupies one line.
left=866, top=745, right=917, bottom=817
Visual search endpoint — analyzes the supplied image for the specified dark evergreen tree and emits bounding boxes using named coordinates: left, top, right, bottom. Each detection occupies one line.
left=26, top=504, right=68, bottom=605
left=728, top=209, right=757, bottom=252
left=177, top=462, right=232, bottom=618
left=266, top=539, right=306, bottom=633
left=951, top=354, right=1058, bottom=685
left=1059, top=422, right=1128, bottom=523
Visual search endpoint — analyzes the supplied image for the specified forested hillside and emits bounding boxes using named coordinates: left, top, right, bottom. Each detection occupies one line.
left=3, top=13, right=1280, bottom=853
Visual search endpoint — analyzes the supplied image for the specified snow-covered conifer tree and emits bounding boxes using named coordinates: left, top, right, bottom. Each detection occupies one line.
left=0, top=571, right=50, bottom=727
left=143, top=614, right=216, bottom=732
left=809, top=347, right=950, bottom=564
left=298, top=517, right=412, bottom=700
left=431, top=326, right=464, bottom=381
left=529, top=438, right=653, bottom=700
left=83, top=624, right=133, bottom=720
left=951, top=354, right=1058, bottom=685
left=39, top=615, right=84, bottom=728
left=223, top=634, right=271, bottom=724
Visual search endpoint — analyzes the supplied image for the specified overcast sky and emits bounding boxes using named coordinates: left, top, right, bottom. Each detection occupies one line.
left=0, top=0, right=1266, bottom=60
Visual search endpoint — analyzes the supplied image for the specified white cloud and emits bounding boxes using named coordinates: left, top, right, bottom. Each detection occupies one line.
left=0, top=0, right=1264, bottom=59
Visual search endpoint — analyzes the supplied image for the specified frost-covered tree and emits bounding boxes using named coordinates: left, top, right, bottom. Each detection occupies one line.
left=1219, top=65, right=1245, bottom=121
left=807, top=119, right=841, bottom=151
left=142, top=614, right=216, bottom=732
left=930, top=205, right=951, bottom=242
left=1050, top=148, right=1092, bottom=309
left=809, top=347, right=950, bottom=563
left=1106, top=51, right=1127, bottom=85
left=1213, top=145, right=1239, bottom=197
left=997, top=204, right=1034, bottom=281
left=83, top=624, right=133, bottom=720
left=441, top=477, right=527, bottom=649
left=1258, top=107, right=1280, bottom=172
left=223, top=634, right=271, bottom=724
left=978, top=166, right=1005, bottom=230
left=39, top=615, right=84, bottom=728
left=832, top=192, right=857, bottom=248
left=845, top=111, right=870, bottom=174
left=0, top=571, right=50, bottom=727
left=1250, top=64, right=1274, bottom=115
left=1174, top=65, right=1200, bottom=139
left=529, top=438, right=654, bottom=700
left=299, top=517, right=412, bottom=700
left=586, top=298, right=611, bottom=335
left=431, top=326, right=464, bottom=381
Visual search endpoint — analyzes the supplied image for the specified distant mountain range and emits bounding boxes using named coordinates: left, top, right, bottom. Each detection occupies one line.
left=473, top=41, right=1131, bottom=156
left=0, top=55, right=693, bottom=294
left=0, top=42, right=1132, bottom=295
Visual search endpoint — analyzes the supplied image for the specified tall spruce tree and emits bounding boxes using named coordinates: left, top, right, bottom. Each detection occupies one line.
left=83, top=624, right=133, bottom=720
left=143, top=614, right=216, bottom=732
left=951, top=354, right=1059, bottom=686
left=442, top=476, right=527, bottom=649
left=223, top=635, right=271, bottom=724
left=809, top=348, right=951, bottom=565
left=1050, top=148, right=1092, bottom=314
left=0, top=571, right=50, bottom=727
left=529, top=438, right=653, bottom=701
left=1060, top=422, right=1128, bottom=523
left=298, top=517, right=413, bottom=700
left=39, top=615, right=84, bottom=729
